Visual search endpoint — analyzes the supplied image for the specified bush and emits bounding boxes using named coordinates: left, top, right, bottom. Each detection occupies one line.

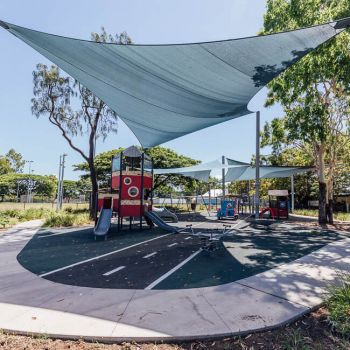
left=0, top=212, right=17, bottom=228
left=17, top=208, right=50, bottom=221
left=43, top=212, right=90, bottom=227
left=64, top=206, right=74, bottom=213
left=294, top=209, right=350, bottom=222
left=334, top=212, right=350, bottom=222
left=0, top=206, right=91, bottom=229
left=326, top=274, right=350, bottom=337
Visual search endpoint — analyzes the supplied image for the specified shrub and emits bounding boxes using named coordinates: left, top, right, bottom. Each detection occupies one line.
left=64, top=206, right=74, bottom=213
left=2, top=209, right=19, bottom=218
left=326, top=274, right=350, bottom=337
left=43, top=212, right=90, bottom=227
left=17, top=208, right=50, bottom=221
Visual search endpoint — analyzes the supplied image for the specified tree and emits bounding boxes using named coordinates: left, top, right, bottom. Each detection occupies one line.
left=5, top=149, right=25, bottom=173
left=0, top=173, right=56, bottom=201
left=74, top=148, right=123, bottom=188
left=74, top=146, right=200, bottom=196
left=0, top=149, right=25, bottom=175
left=261, top=0, right=350, bottom=224
left=31, top=29, right=131, bottom=218
left=0, top=157, right=11, bottom=176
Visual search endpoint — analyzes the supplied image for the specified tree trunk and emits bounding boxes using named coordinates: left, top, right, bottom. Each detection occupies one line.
left=328, top=199, right=334, bottom=224
left=327, top=176, right=334, bottom=225
left=317, top=144, right=327, bottom=224
left=88, top=160, right=98, bottom=221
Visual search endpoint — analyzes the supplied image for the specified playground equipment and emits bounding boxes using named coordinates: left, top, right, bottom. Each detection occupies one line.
left=94, top=207, right=112, bottom=240
left=152, top=207, right=178, bottom=223
left=217, top=198, right=239, bottom=220
left=96, top=146, right=154, bottom=232
left=260, top=190, right=289, bottom=220
left=196, top=224, right=233, bottom=252
left=144, top=211, right=178, bottom=233
left=96, top=145, right=179, bottom=236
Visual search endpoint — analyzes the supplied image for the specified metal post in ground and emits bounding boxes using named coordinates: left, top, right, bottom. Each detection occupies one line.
left=291, top=174, right=295, bottom=213
left=56, top=155, right=62, bottom=211
left=26, top=160, right=33, bottom=203
left=140, top=152, right=145, bottom=229
left=222, top=155, right=225, bottom=203
left=60, top=154, right=67, bottom=210
left=208, top=182, right=211, bottom=212
left=255, top=111, right=260, bottom=219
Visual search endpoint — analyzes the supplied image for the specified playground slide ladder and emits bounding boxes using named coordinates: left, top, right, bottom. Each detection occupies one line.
left=94, top=208, right=113, bottom=240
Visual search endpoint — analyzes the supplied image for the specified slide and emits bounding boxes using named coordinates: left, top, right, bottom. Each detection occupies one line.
left=144, top=211, right=178, bottom=233
left=152, top=207, right=178, bottom=223
left=94, top=208, right=113, bottom=239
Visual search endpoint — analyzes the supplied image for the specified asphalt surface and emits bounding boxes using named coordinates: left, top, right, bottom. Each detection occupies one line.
left=42, top=233, right=202, bottom=289
left=17, top=216, right=345, bottom=290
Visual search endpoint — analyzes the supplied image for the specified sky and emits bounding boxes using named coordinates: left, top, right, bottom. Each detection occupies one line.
left=0, top=0, right=283, bottom=180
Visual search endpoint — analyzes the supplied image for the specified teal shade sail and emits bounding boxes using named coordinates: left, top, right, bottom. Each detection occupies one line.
left=0, top=19, right=348, bottom=147
left=225, top=165, right=313, bottom=182
left=154, top=159, right=225, bottom=182
left=154, top=157, right=313, bottom=182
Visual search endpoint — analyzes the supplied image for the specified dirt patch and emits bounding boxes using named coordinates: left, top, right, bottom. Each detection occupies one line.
left=1, top=307, right=349, bottom=350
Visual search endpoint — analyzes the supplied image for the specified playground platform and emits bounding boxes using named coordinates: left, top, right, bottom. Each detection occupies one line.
left=0, top=217, right=349, bottom=342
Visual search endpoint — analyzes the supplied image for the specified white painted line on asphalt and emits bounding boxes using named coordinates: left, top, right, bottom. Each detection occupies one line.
left=167, top=243, right=178, bottom=247
left=38, top=227, right=90, bottom=238
left=145, top=249, right=202, bottom=290
left=184, top=237, right=192, bottom=240
left=143, top=252, right=157, bottom=259
left=39, top=233, right=171, bottom=277
left=103, top=266, right=125, bottom=276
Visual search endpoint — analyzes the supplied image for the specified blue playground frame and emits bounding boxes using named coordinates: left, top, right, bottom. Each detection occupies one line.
left=217, top=199, right=239, bottom=220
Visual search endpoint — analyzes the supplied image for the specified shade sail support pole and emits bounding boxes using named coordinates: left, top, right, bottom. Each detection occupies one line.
left=255, top=111, right=260, bottom=219
left=222, top=155, right=225, bottom=201
left=291, top=174, right=295, bottom=213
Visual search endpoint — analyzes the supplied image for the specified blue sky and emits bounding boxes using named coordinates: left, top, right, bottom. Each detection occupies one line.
left=0, top=0, right=282, bottom=180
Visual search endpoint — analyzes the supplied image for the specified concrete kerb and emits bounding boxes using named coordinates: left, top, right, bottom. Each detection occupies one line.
left=0, top=301, right=310, bottom=344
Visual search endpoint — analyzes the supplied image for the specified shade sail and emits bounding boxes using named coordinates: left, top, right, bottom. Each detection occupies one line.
left=154, top=157, right=313, bottom=182
left=1, top=19, right=349, bottom=147
left=225, top=165, right=312, bottom=182
left=154, top=158, right=225, bottom=182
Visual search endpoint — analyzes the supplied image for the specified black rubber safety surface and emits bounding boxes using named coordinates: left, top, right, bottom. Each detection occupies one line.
left=17, top=222, right=345, bottom=290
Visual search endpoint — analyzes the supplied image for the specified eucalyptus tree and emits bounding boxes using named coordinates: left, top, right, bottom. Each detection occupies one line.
left=31, top=29, right=131, bottom=217
left=261, top=0, right=350, bottom=223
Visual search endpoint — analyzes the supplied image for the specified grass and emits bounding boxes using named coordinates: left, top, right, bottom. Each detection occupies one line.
left=43, top=210, right=91, bottom=227
left=294, top=209, right=350, bottom=222
left=0, top=204, right=91, bottom=229
left=0, top=202, right=88, bottom=211
left=326, top=274, right=350, bottom=337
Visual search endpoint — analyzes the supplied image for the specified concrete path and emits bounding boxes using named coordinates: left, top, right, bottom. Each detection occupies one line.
left=0, top=220, right=349, bottom=341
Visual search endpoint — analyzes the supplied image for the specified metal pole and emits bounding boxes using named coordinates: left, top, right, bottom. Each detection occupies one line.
left=222, top=155, right=225, bottom=202
left=255, top=111, right=260, bottom=219
left=27, top=161, right=33, bottom=203
left=208, top=182, right=211, bottom=212
left=58, top=158, right=63, bottom=210
left=16, top=181, right=20, bottom=202
left=60, top=154, right=67, bottom=210
left=140, top=153, right=145, bottom=229
left=118, top=152, right=123, bottom=230
left=291, top=174, right=295, bottom=213
left=56, top=155, right=62, bottom=211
